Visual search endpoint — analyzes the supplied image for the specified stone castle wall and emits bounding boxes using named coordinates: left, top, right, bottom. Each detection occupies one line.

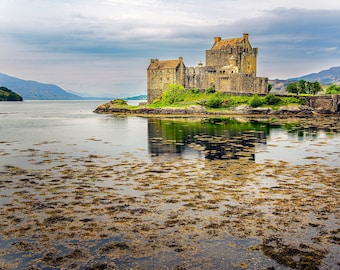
left=305, top=95, right=340, bottom=113
left=147, top=34, right=268, bottom=103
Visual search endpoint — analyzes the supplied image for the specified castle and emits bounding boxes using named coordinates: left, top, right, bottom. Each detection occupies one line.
left=147, top=33, right=268, bottom=103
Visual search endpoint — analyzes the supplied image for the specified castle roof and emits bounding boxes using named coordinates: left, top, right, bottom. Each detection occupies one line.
left=211, top=37, right=244, bottom=49
left=148, top=59, right=181, bottom=70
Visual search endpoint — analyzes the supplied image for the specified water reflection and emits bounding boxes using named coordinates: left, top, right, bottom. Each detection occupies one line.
left=148, top=118, right=267, bottom=161
left=147, top=116, right=340, bottom=166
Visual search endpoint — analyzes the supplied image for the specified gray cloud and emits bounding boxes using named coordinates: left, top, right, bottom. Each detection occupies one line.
left=0, top=1, right=339, bottom=97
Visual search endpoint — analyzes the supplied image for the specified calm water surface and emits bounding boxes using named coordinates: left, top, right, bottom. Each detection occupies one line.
left=0, top=100, right=149, bottom=168
left=1, top=100, right=339, bottom=168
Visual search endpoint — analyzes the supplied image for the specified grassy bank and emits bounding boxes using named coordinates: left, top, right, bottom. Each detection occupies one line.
left=148, top=84, right=304, bottom=111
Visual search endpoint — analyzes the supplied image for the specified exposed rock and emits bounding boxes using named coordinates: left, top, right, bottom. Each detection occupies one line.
left=271, top=105, right=314, bottom=115
left=230, top=104, right=250, bottom=113
left=94, top=103, right=207, bottom=115
left=94, top=101, right=332, bottom=116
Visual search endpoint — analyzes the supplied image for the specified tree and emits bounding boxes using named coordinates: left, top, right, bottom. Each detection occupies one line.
left=325, top=84, right=340, bottom=94
left=286, top=80, right=322, bottom=95
left=311, top=81, right=322, bottom=95
left=286, top=82, right=299, bottom=94
left=268, top=84, right=272, bottom=92
left=298, top=80, right=307, bottom=94
left=306, top=81, right=313, bottom=94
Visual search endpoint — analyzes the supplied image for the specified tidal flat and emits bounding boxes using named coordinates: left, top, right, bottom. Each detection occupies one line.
left=0, top=115, right=339, bottom=269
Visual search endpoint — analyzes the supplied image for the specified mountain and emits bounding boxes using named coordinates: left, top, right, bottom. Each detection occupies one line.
left=125, top=94, right=147, bottom=100
left=269, top=66, right=340, bottom=92
left=288, top=66, right=340, bottom=85
left=0, top=73, right=82, bottom=100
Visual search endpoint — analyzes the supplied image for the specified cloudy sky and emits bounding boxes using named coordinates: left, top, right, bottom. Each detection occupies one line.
left=1, top=0, right=339, bottom=98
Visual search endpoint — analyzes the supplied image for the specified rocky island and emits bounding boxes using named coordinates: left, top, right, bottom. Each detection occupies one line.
left=94, top=93, right=340, bottom=116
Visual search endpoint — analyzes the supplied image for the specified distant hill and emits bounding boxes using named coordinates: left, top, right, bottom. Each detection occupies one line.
left=288, top=66, right=340, bottom=85
left=0, top=73, right=82, bottom=100
left=269, top=66, right=340, bottom=92
left=0, top=86, right=23, bottom=101
left=125, top=94, right=147, bottom=100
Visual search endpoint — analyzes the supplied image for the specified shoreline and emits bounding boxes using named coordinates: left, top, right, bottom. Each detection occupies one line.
left=94, top=103, right=339, bottom=117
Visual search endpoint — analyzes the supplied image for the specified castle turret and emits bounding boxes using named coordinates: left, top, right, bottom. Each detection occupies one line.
left=229, top=55, right=236, bottom=67
left=243, top=33, right=249, bottom=51
left=179, top=57, right=185, bottom=86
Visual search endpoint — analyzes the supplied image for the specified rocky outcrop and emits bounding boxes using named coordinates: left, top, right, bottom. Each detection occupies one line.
left=94, top=101, right=320, bottom=116
left=229, top=105, right=314, bottom=115
left=94, top=102, right=208, bottom=115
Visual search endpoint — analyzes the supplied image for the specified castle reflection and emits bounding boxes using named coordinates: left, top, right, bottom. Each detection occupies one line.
left=148, top=118, right=268, bottom=161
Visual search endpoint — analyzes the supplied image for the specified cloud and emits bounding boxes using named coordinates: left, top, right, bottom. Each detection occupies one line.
left=0, top=1, right=340, bottom=96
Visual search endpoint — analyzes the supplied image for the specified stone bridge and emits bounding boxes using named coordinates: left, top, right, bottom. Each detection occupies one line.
left=305, top=95, right=340, bottom=113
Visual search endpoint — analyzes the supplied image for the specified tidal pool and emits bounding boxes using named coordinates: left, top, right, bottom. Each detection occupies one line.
left=0, top=101, right=339, bottom=269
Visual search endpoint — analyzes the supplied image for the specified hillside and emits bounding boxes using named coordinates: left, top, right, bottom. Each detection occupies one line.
left=0, top=73, right=82, bottom=100
left=288, top=66, right=340, bottom=85
left=125, top=94, right=147, bottom=100
left=269, top=66, right=340, bottom=92
left=0, top=86, right=23, bottom=101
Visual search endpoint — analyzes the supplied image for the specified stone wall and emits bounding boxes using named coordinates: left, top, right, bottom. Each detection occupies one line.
left=305, top=95, right=340, bottom=113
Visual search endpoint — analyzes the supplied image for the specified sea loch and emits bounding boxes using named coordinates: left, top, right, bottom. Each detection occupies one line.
left=0, top=100, right=339, bottom=269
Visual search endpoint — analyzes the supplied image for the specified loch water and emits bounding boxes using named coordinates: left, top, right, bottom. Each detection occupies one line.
left=0, top=100, right=339, bottom=269
left=1, top=100, right=339, bottom=168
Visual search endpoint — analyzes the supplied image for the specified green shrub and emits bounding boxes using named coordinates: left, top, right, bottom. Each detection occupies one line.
left=206, top=83, right=215, bottom=94
left=112, top=99, right=127, bottom=105
left=280, top=96, right=305, bottom=106
left=248, top=95, right=264, bottom=108
left=325, top=84, right=340, bottom=94
left=206, top=95, right=223, bottom=108
left=264, top=93, right=281, bottom=105
left=190, top=88, right=200, bottom=94
left=161, top=84, right=185, bottom=105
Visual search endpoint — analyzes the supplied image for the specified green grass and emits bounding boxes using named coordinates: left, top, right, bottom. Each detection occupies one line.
left=149, top=90, right=304, bottom=110
left=112, top=84, right=305, bottom=112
